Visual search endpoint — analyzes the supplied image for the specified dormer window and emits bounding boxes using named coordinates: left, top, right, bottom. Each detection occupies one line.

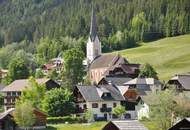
left=102, top=92, right=111, bottom=98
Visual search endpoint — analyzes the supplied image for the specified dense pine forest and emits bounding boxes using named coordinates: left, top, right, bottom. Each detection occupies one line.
left=0, top=0, right=190, bottom=69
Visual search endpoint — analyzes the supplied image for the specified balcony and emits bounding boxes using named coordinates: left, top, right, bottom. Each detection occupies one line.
left=100, top=107, right=112, bottom=113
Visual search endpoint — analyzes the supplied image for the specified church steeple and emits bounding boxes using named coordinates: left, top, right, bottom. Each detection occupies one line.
left=86, top=7, right=101, bottom=63
left=90, top=7, right=98, bottom=42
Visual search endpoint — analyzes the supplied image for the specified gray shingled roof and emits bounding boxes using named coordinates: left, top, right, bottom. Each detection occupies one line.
left=90, top=54, right=128, bottom=69
left=76, top=85, right=125, bottom=102
left=168, top=118, right=190, bottom=130
left=101, top=77, right=132, bottom=86
left=0, top=84, right=5, bottom=91
left=103, top=120, right=148, bottom=130
left=1, top=78, right=51, bottom=92
left=124, top=78, right=161, bottom=85
left=170, top=74, right=190, bottom=90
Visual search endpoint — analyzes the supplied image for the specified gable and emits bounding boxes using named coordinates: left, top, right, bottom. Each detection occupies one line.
left=102, top=121, right=119, bottom=130
left=169, top=118, right=190, bottom=130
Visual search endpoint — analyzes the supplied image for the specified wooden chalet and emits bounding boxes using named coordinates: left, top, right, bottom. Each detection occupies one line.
left=1, top=78, right=60, bottom=110
left=0, top=108, right=47, bottom=130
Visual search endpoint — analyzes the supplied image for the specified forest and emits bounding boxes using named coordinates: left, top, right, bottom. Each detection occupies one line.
left=0, top=0, right=190, bottom=69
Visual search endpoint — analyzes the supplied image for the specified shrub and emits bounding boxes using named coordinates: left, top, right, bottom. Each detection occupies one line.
left=47, top=116, right=84, bottom=124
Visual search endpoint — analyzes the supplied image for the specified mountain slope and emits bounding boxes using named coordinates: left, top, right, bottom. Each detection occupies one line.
left=111, top=34, right=190, bottom=80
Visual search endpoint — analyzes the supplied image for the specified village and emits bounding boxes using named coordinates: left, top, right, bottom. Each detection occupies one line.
left=0, top=5, right=190, bottom=130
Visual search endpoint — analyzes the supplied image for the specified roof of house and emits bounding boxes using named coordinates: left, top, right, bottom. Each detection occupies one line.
left=169, top=74, right=190, bottom=90
left=0, top=84, right=5, bottom=91
left=1, top=78, right=51, bottom=92
left=103, top=120, right=148, bottom=130
left=168, top=118, right=190, bottom=130
left=115, top=86, right=130, bottom=95
left=76, top=85, right=125, bottom=102
left=103, top=63, right=140, bottom=77
left=0, top=108, right=47, bottom=120
left=99, top=77, right=132, bottom=86
left=90, top=54, right=128, bottom=69
left=0, top=108, right=15, bottom=120
left=124, top=78, right=161, bottom=85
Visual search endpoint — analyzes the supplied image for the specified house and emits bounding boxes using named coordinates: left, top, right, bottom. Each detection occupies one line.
left=74, top=84, right=148, bottom=121
left=115, top=85, right=149, bottom=120
left=0, top=108, right=47, bottom=130
left=168, top=118, right=190, bottom=130
left=1, top=78, right=60, bottom=110
left=86, top=8, right=140, bottom=84
left=168, top=74, right=190, bottom=91
left=41, top=57, right=63, bottom=74
left=102, top=120, right=149, bottom=130
left=124, top=78, right=162, bottom=96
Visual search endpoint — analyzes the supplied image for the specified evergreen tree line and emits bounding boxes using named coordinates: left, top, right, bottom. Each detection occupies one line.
left=0, top=0, right=189, bottom=62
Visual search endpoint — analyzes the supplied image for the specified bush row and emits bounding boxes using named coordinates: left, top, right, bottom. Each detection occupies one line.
left=47, top=116, right=84, bottom=124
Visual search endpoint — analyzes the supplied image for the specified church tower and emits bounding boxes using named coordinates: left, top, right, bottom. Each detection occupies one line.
left=86, top=8, right=101, bottom=63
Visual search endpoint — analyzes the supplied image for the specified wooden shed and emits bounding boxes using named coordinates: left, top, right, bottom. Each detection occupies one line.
left=102, top=120, right=148, bottom=130
left=0, top=108, right=47, bottom=130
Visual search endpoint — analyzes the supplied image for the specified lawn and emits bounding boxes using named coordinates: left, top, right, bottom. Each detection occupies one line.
left=45, top=122, right=107, bottom=130
left=45, top=121, right=159, bottom=130
left=110, top=34, right=190, bottom=80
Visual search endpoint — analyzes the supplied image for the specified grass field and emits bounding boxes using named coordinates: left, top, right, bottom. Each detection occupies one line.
left=110, top=34, right=190, bottom=80
left=45, top=121, right=159, bottom=130
left=45, top=122, right=106, bottom=130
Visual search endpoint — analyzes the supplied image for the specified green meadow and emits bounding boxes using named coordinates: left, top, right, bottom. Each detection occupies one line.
left=111, top=34, right=190, bottom=80
left=45, top=122, right=106, bottom=130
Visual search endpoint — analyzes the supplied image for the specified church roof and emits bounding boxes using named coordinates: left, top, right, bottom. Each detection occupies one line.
left=90, top=54, right=128, bottom=69
left=90, top=8, right=98, bottom=42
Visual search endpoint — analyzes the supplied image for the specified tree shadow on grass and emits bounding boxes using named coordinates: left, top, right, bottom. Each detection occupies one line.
left=44, top=126, right=57, bottom=130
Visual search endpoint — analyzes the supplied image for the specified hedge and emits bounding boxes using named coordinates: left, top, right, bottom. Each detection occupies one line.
left=47, top=116, right=84, bottom=124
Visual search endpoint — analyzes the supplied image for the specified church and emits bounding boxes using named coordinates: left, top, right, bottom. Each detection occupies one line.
left=86, top=9, right=140, bottom=84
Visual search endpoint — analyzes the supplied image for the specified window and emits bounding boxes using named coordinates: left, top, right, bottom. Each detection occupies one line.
left=113, top=103, right=117, bottom=108
left=83, top=104, right=87, bottom=109
left=92, top=103, right=98, bottom=108
left=17, top=92, right=21, bottom=96
left=7, top=92, right=11, bottom=96
left=102, top=104, right=107, bottom=108
left=12, top=92, right=16, bottom=96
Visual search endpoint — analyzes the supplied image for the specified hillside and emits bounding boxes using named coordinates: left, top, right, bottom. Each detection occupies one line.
left=112, top=34, right=190, bottom=80
left=0, top=0, right=189, bottom=49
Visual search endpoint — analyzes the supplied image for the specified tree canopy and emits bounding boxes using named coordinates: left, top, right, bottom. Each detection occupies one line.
left=139, top=63, right=158, bottom=79
left=62, top=48, right=85, bottom=86
left=14, top=101, right=35, bottom=128
left=42, top=88, right=75, bottom=117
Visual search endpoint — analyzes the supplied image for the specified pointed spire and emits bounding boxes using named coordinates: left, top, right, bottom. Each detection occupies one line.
left=90, top=7, right=98, bottom=42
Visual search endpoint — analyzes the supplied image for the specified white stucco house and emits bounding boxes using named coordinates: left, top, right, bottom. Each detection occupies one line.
left=73, top=83, right=149, bottom=121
